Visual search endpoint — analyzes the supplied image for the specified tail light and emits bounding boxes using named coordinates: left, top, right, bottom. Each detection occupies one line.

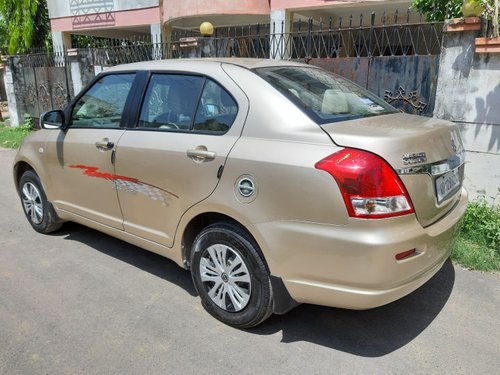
left=315, top=148, right=414, bottom=219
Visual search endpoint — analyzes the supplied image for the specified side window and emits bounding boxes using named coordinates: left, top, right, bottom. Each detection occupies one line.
left=138, top=74, right=204, bottom=131
left=70, top=74, right=135, bottom=128
left=194, top=79, right=238, bottom=133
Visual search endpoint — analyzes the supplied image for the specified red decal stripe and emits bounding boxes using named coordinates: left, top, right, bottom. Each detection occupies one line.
left=69, top=165, right=139, bottom=182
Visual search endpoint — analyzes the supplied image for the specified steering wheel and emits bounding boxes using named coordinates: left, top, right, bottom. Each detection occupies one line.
left=159, top=123, right=180, bottom=129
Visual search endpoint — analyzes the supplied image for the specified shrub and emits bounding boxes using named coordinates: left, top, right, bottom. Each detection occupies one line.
left=460, top=199, right=500, bottom=252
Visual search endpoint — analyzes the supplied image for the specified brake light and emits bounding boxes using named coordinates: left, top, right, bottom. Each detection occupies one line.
left=315, top=148, right=414, bottom=218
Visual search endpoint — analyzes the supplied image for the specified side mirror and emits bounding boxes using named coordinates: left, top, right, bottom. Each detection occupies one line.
left=40, top=110, right=65, bottom=129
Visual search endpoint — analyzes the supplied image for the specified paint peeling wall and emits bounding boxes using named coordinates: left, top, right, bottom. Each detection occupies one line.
left=434, top=30, right=500, bottom=204
left=435, top=32, right=500, bottom=128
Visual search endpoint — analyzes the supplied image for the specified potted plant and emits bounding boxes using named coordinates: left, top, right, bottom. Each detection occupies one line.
left=446, top=0, right=484, bottom=31
left=463, top=0, right=485, bottom=16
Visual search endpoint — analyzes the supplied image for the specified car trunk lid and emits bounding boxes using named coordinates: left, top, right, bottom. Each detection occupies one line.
left=320, top=113, right=465, bottom=227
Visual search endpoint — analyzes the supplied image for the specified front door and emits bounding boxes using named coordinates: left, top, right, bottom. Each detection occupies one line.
left=45, top=73, right=136, bottom=229
left=114, top=72, right=245, bottom=246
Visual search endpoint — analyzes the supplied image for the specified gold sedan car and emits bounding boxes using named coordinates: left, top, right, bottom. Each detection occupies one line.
left=14, top=59, right=467, bottom=328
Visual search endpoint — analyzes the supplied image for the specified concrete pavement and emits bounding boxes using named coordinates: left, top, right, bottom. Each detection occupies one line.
left=0, top=147, right=499, bottom=374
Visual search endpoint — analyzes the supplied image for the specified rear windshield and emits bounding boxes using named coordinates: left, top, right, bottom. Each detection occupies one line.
left=254, top=66, right=397, bottom=124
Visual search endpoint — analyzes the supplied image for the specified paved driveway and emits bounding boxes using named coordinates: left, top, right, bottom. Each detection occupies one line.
left=1, top=147, right=499, bottom=374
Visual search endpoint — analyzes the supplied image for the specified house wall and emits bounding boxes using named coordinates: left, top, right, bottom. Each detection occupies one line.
left=47, top=0, right=159, bottom=19
left=47, top=0, right=161, bottom=48
left=50, top=7, right=160, bottom=32
left=162, top=0, right=270, bottom=22
left=271, top=0, right=407, bottom=10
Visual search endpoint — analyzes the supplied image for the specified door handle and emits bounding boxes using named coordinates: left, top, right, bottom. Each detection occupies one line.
left=95, top=138, right=114, bottom=151
left=186, top=148, right=216, bottom=162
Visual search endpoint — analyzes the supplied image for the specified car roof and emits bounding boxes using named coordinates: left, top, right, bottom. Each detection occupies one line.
left=105, top=58, right=313, bottom=72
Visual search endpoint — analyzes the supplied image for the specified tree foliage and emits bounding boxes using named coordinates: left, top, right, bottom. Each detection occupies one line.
left=412, top=0, right=499, bottom=29
left=0, top=0, right=51, bottom=54
left=412, top=0, right=463, bottom=21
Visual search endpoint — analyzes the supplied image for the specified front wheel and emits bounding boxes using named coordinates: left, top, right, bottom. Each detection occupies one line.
left=190, top=222, right=273, bottom=328
left=19, top=170, right=62, bottom=234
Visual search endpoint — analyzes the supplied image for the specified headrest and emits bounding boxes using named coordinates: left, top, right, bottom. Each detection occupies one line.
left=322, top=89, right=349, bottom=114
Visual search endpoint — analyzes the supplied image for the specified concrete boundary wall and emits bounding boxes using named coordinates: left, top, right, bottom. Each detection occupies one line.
left=435, top=28, right=500, bottom=204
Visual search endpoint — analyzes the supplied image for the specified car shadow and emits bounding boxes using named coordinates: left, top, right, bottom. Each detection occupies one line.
left=251, top=259, right=455, bottom=357
left=55, top=222, right=197, bottom=297
left=54, top=223, right=455, bottom=356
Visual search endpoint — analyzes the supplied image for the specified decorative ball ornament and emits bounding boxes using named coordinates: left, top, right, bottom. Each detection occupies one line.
left=200, top=22, right=214, bottom=37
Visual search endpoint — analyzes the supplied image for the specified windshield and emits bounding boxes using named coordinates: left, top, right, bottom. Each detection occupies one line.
left=255, top=66, right=397, bottom=124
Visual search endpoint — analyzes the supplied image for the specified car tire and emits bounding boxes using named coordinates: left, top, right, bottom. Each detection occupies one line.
left=19, top=170, right=62, bottom=234
left=191, top=222, right=273, bottom=328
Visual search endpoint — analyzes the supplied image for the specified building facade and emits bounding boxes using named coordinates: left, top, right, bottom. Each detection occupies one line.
left=48, top=0, right=413, bottom=49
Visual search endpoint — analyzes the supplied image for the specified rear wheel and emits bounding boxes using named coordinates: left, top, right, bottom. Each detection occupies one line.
left=19, top=170, right=62, bottom=234
left=190, top=222, right=273, bottom=328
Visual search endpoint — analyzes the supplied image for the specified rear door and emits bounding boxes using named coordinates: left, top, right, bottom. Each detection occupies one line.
left=114, top=66, right=248, bottom=246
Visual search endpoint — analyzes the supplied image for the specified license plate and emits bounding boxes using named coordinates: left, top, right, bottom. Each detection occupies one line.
left=435, top=168, right=460, bottom=203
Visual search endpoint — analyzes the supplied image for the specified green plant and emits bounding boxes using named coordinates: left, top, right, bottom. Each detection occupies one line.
left=452, top=237, right=500, bottom=272
left=0, top=0, right=51, bottom=54
left=21, top=113, right=35, bottom=130
left=463, top=0, right=486, bottom=17
left=460, top=199, right=500, bottom=250
left=484, top=0, right=500, bottom=37
left=412, top=0, right=463, bottom=21
left=0, top=114, right=35, bottom=148
left=452, top=199, right=500, bottom=271
left=412, top=0, right=499, bottom=27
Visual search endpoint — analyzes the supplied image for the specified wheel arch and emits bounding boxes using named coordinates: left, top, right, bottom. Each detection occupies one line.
left=180, top=211, right=269, bottom=273
left=13, top=161, right=35, bottom=195
left=180, top=210, right=298, bottom=315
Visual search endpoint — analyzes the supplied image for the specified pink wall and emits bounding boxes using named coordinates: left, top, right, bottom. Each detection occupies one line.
left=271, top=0, right=375, bottom=10
left=51, top=6, right=160, bottom=32
left=163, top=0, right=270, bottom=21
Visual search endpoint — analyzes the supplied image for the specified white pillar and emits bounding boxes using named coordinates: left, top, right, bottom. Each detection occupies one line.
left=3, top=65, right=21, bottom=127
left=52, top=31, right=71, bottom=67
left=51, top=31, right=72, bottom=52
left=151, top=23, right=162, bottom=59
left=70, top=59, right=83, bottom=96
left=270, top=9, right=292, bottom=60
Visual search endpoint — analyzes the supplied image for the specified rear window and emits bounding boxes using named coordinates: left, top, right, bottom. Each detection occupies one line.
left=254, top=66, right=397, bottom=124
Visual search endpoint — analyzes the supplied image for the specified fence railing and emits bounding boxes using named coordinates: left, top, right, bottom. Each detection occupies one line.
left=214, top=19, right=444, bottom=59
left=5, top=10, right=445, bottom=67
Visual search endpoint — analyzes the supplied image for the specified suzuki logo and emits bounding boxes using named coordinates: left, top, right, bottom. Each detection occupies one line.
left=402, top=152, right=427, bottom=165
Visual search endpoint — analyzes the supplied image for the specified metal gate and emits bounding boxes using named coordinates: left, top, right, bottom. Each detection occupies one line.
left=11, top=52, right=73, bottom=122
left=310, top=55, right=439, bottom=116
left=212, top=12, right=444, bottom=117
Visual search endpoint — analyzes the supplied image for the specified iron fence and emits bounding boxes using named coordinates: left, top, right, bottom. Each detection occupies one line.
left=213, top=10, right=444, bottom=59
left=4, top=9, right=448, bottom=122
left=15, top=47, right=68, bottom=68
left=274, top=17, right=443, bottom=58
left=4, top=9, right=445, bottom=67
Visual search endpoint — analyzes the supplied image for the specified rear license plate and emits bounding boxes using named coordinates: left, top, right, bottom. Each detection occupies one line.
left=436, top=168, right=460, bottom=203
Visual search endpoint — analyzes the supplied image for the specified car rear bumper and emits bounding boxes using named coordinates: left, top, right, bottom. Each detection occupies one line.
left=253, top=187, right=467, bottom=310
